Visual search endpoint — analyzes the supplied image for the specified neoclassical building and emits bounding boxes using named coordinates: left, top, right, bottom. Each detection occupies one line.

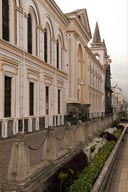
left=65, top=9, right=92, bottom=122
left=0, top=0, right=112, bottom=138
left=0, top=0, right=69, bottom=138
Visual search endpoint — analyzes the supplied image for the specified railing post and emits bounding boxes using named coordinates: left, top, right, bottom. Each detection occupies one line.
left=28, top=117, right=32, bottom=132
left=2, top=120, right=8, bottom=138
left=45, top=116, right=48, bottom=128
left=57, top=115, right=60, bottom=126
left=15, top=119, right=18, bottom=134
left=13, top=119, right=18, bottom=135
left=84, top=122, right=90, bottom=142
left=3, top=132, right=30, bottom=191
left=42, top=126, right=57, bottom=160
left=88, top=121, right=93, bottom=139
left=98, top=118, right=102, bottom=133
left=61, top=115, right=64, bottom=125
left=75, top=120, right=85, bottom=144
left=63, top=122, right=74, bottom=149
left=36, top=117, right=39, bottom=131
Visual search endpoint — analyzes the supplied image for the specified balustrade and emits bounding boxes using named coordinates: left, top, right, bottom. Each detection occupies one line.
left=0, top=114, right=65, bottom=139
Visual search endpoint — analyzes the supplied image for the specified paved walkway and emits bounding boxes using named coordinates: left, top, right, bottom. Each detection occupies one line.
left=105, top=133, right=128, bottom=192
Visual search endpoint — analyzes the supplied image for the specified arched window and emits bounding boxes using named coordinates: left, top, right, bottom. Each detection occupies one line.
left=56, top=39, right=59, bottom=69
left=27, top=13, right=32, bottom=54
left=2, top=0, right=9, bottom=41
left=44, top=28, right=47, bottom=62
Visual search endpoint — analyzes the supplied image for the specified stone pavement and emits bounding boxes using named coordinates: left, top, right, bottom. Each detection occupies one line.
left=105, top=133, right=128, bottom=192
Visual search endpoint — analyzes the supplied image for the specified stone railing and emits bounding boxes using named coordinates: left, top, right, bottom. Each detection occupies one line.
left=3, top=115, right=116, bottom=192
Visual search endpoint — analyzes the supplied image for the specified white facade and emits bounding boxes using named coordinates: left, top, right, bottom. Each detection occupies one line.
left=0, top=0, right=68, bottom=138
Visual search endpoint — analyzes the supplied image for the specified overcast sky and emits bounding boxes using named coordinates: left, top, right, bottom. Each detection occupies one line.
left=55, top=0, right=128, bottom=99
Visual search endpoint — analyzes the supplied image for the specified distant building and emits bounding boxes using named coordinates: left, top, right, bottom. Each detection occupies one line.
left=112, top=84, right=125, bottom=113
left=86, top=47, right=105, bottom=119
left=91, top=22, right=113, bottom=115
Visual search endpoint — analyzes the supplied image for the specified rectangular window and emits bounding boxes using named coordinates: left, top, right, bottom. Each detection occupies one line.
left=29, top=82, right=34, bottom=116
left=46, top=86, right=49, bottom=115
left=58, top=89, right=60, bottom=114
left=2, top=0, right=9, bottom=41
left=4, top=76, right=11, bottom=117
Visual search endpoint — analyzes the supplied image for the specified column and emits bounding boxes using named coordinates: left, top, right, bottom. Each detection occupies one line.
left=28, top=118, right=32, bottom=132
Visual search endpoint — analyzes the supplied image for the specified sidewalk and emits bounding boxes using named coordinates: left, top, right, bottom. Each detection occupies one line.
left=105, top=132, right=128, bottom=192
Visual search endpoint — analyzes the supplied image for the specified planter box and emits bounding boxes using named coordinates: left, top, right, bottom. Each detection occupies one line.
left=91, top=124, right=127, bottom=192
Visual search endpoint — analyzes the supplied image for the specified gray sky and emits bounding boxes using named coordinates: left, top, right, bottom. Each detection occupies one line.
left=55, top=0, right=128, bottom=99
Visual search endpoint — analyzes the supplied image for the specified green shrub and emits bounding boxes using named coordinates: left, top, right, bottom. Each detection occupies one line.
left=69, top=178, right=92, bottom=192
left=111, top=120, right=119, bottom=128
left=113, top=129, right=122, bottom=139
left=45, top=151, right=88, bottom=192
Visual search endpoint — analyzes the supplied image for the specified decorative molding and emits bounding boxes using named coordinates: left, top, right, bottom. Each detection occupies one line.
left=57, top=80, right=64, bottom=88
left=27, top=67, right=40, bottom=81
left=0, top=56, right=19, bottom=74
left=44, top=74, right=53, bottom=85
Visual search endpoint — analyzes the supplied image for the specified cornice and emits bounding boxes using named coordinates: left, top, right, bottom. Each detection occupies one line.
left=42, top=0, right=69, bottom=28
left=66, top=15, right=91, bottom=43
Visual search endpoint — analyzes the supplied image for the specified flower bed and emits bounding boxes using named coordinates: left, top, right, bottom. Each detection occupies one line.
left=68, top=141, right=115, bottom=192
left=83, top=137, right=106, bottom=160
left=68, top=127, right=123, bottom=192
